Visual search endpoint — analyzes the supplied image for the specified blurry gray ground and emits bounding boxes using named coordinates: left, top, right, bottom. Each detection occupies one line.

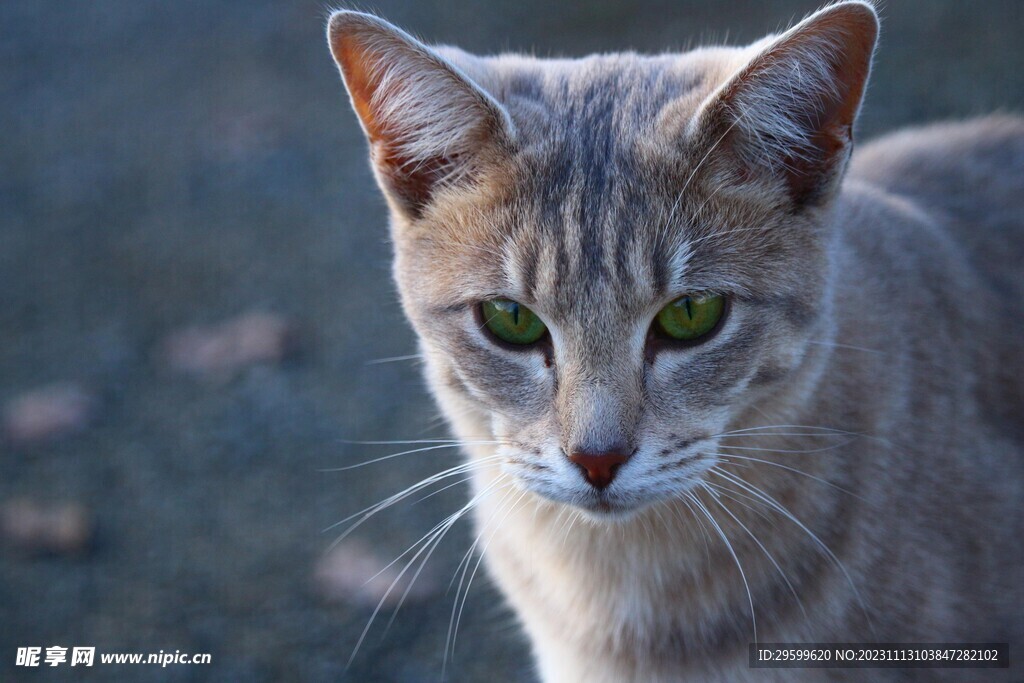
left=1, top=1, right=1021, bottom=681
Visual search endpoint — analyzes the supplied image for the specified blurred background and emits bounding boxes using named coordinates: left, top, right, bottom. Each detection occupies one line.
left=1, top=1, right=1021, bottom=680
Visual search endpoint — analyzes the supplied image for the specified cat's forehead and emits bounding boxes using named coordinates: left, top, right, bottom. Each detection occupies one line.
left=414, top=48, right=802, bottom=320
left=445, top=48, right=749, bottom=150
left=500, top=154, right=677, bottom=319
left=475, top=51, right=752, bottom=307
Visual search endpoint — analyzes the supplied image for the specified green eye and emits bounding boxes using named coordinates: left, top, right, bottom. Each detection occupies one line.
left=654, top=293, right=725, bottom=342
left=481, top=298, right=547, bottom=346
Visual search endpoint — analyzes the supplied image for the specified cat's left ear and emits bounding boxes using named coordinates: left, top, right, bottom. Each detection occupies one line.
left=327, top=11, right=515, bottom=219
left=690, top=1, right=878, bottom=206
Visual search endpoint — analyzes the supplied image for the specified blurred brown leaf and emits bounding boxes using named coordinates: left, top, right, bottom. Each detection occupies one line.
left=159, top=311, right=297, bottom=378
left=3, top=382, right=97, bottom=445
left=1, top=498, right=94, bottom=556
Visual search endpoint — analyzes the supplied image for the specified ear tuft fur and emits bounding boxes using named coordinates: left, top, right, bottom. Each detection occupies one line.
left=695, top=1, right=879, bottom=205
left=327, top=11, right=513, bottom=217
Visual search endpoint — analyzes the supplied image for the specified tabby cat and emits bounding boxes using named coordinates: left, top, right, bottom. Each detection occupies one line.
left=327, top=2, right=1023, bottom=680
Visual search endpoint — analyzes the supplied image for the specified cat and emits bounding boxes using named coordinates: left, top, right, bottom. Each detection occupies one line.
left=326, top=1, right=1024, bottom=681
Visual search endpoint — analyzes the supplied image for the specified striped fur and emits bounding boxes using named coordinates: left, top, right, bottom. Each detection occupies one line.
left=328, top=2, right=1024, bottom=680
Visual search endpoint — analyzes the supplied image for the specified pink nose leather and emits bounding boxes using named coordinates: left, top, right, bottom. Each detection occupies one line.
left=568, top=451, right=630, bottom=489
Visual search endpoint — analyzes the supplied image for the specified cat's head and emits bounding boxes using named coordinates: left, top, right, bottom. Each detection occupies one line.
left=328, top=2, right=877, bottom=517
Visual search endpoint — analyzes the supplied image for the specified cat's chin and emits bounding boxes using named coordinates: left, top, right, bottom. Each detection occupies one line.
left=563, top=492, right=656, bottom=524
left=575, top=501, right=643, bottom=524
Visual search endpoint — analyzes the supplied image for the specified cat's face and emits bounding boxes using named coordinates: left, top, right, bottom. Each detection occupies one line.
left=328, top=4, right=876, bottom=517
left=392, top=130, right=830, bottom=517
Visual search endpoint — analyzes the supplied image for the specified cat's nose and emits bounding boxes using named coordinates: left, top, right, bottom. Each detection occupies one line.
left=568, top=451, right=630, bottom=489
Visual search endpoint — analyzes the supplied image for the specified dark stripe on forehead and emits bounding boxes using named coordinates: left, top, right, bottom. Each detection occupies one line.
left=534, top=79, right=632, bottom=300
left=611, top=169, right=656, bottom=294
left=570, top=85, right=617, bottom=284
left=524, top=156, right=573, bottom=301
left=530, top=147, right=573, bottom=298
left=648, top=228, right=671, bottom=296
left=514, top=64, right=706, bottom=310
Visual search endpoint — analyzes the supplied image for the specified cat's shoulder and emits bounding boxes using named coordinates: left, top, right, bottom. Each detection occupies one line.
left=848, top=114, right=1024, bottom=196
left=845, top=115, right=1024, bottom=302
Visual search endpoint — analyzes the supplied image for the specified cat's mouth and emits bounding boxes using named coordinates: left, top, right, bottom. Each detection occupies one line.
left=512, top=472, right=648, bottom=519
left=583, top=496, right=624, bottom=515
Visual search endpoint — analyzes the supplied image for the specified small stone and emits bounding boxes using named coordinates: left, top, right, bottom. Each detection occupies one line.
left=160, top=311, right=296, bottom=378
left=313, top=540, right=438, bottom=608
left=3, top=383, right=96, bottom=445
left=1, top=499, right=94, bottom=556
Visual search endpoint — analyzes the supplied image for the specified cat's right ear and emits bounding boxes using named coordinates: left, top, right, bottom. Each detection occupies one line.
left=686, top=0, right=878, bottom=207
left=327, top=11, right=514, bottom=219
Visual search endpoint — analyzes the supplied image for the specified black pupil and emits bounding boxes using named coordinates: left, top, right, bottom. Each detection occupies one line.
left=683, top=297, right=693, bottom=319
left=511, top=303, right=520, bottom=325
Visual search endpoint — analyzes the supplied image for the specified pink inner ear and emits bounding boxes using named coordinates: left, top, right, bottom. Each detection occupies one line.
left=329, top=14, right=511, bottom=218
left=329, top=23, right=447, bottom=215
left=373, top=144, right=458, bottom=216
left=332, top=32, right=391, bottom=146
left=713, top=3, right=878, bottom=205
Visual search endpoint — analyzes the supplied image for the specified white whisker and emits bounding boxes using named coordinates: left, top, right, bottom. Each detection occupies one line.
left=716, top=424, right=859, bottom=436
left=346, top=476, right=508, bottom=667
left=674, top=497, right=713, bottom=566
left=713, top=432, right=855, bottom=439
left=806, top=340, right=885, bottom=355
left=444, top=486, right=529, bottom=677
left=713, top=440, right=855, bottom=455
left=364, top=353, right=425, bottom=365
left=323, top=441, right=503, bottom=472
left=385, top=480, right=514, bottom=634
left=710, top=467, right=874, bottom=633
left=701, top=480, right=777, bottom=525
left=685, top=490, right=758, bottom=643
left=323, top=456, right=504, bottom=538
left=701, top=482, right=808, bottom=622
left=714, top=453, right=866, bottom=501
